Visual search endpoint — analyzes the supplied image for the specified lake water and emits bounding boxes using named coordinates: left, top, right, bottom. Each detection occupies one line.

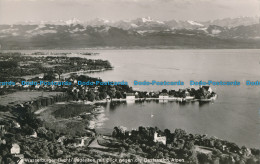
left=5, top=49, right=260, bottom=148
left=85, top=49, right=260, bottom=148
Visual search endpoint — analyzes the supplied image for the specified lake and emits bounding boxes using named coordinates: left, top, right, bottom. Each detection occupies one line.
left=5, top=49, right=260, bottom=148
left=85, top=49, right=260, bottom=148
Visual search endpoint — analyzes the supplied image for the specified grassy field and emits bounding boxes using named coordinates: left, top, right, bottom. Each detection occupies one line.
left=0, top=91, right=62, bottom=106
left=53, top=103, right=94, bottom=118
left=37, top=102, right=96, bottom=135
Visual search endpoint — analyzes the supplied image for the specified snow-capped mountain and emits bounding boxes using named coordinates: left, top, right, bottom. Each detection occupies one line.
left=202, top=16, right=260, bottom=28
left=85, top=18, right=111, bottom=27
left=13, top=16, right=260, bottom=31
left=15, top=18, right=83, bottom=25
left=64, top=18, right=82, bottom=25
left=0, top=16, right=259, bottom=49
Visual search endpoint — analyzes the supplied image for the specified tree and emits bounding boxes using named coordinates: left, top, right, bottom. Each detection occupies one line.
left=115, top=91, right=123, bottom=99
left=174, top=129, right=187, bottom=139
left=119, top=147, right=126, bottom=154
left=128, top=148, right=136, bottom=154
left=15, top=133, right=22, bottom=141
left=55, top=67, right=63, bottom=80
left=86, top=91, right=96, bottom=101
left=99, top=92, right=107, bottom=100
left=43, top=71, right=56, bottom=81
left=162, top=89, right=168, bottom=93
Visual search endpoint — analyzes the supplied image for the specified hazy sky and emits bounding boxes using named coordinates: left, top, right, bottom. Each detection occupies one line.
left=0, top=0, right=259, bottom=24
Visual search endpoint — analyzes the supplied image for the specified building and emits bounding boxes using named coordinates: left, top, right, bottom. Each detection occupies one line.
left=73, top=137, right=89, bottom=147
left=126, top=93, right=135, bottom=100
left=13, top=154, right=24, bottom=164
left=57, top=136, right=67, bottom=145
left=154, top=132, right=166, bottom=145
left=11, top=143, right=21, bottom=154
left=106, top=95, right=111, bottom=101
left=159, top=93, right=169, bottom=99
left=12, top=121, right=21, bottom=129
left=0, top=138, right=6, bottom=145
left=38, top=75, right=44, bottom=79
left=30, top=131, right=37, bottom=138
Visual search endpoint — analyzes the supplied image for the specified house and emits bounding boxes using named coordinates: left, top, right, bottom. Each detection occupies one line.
left=12, top=121, right=21, bottom=129
left=126, top=93, right=135, bottom=100
left=54, top=74, right=59, bottom=79
left=126, top=93, right=135, bottom=103
left=0, top=138, right=6, bottom=145
left=106, top=95, right=111, bottom=101
left=11, top=143, right=20, bottom=154
left=94, top=86, right=98, bottom=93
left=39, top=75, right=44, bottom=79
left=184, top=90, right=190, bottom=96
left=159, top=93, right=169, bottom=99
left=16, top=82, right=22, bottom=87
left=73, top=137, right=89, bottom=147
left=35, top=85, right=40, bottom=89
left=184, top=90, right=194, bottom=100
left=23, top=85, right=29, bottom=89
left=60, top=75, right=66, bottom=80
left=30, top=131, right=37, bottom=138
left=154, top=132, right=166, bottom=145
left=13, top=154, right=24, bottom=164
left=57, top=136, right=67, bottom=145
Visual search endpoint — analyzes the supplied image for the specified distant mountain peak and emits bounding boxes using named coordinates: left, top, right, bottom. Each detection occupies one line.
left=11, top=16, right=260, bottom=31
left=141, top=16, right=153, bottom=23
left=65, top=18, right=82, bottom=25
left=187, top=20, right=204, bottom=27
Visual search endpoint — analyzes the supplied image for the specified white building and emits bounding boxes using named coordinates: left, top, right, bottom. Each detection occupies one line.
left=11, top=143, right=20, bottom=154
left=154, top=132, right=166, bottom=145
left=73, top=137, right=89, bottom=147
left=13, top=122, right=21, bottom=128
left=35, top=85, right=40, bottom=89
left=30, top=131, right=37, bottom=138
left=159, top=93, right=169, bottom=99
left=126, top=93, right=135, bottom=100
left=57, top=136, right=66, bottom=145
left=14, top=154, right=24, bottom=164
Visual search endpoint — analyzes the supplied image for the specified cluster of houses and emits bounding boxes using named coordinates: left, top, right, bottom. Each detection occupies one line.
left=0, top=121, right=24, bottom=164
left=125, top=86, right=216, bottom=102
left=0, top=116, right=96, bottom=164
left=113, top=126, right=167, bottom=145
left=57, top=129, right=95, bottom=148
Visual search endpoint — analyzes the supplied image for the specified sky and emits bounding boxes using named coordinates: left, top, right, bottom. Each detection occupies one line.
left=0, top=0, right=259, bottom=24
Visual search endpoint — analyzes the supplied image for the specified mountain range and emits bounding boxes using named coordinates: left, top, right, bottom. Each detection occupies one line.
left=0, top=17, right=260, bottom=49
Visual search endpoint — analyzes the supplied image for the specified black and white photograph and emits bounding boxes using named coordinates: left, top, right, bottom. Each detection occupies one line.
left=0, top=0, right=260, bottom=163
